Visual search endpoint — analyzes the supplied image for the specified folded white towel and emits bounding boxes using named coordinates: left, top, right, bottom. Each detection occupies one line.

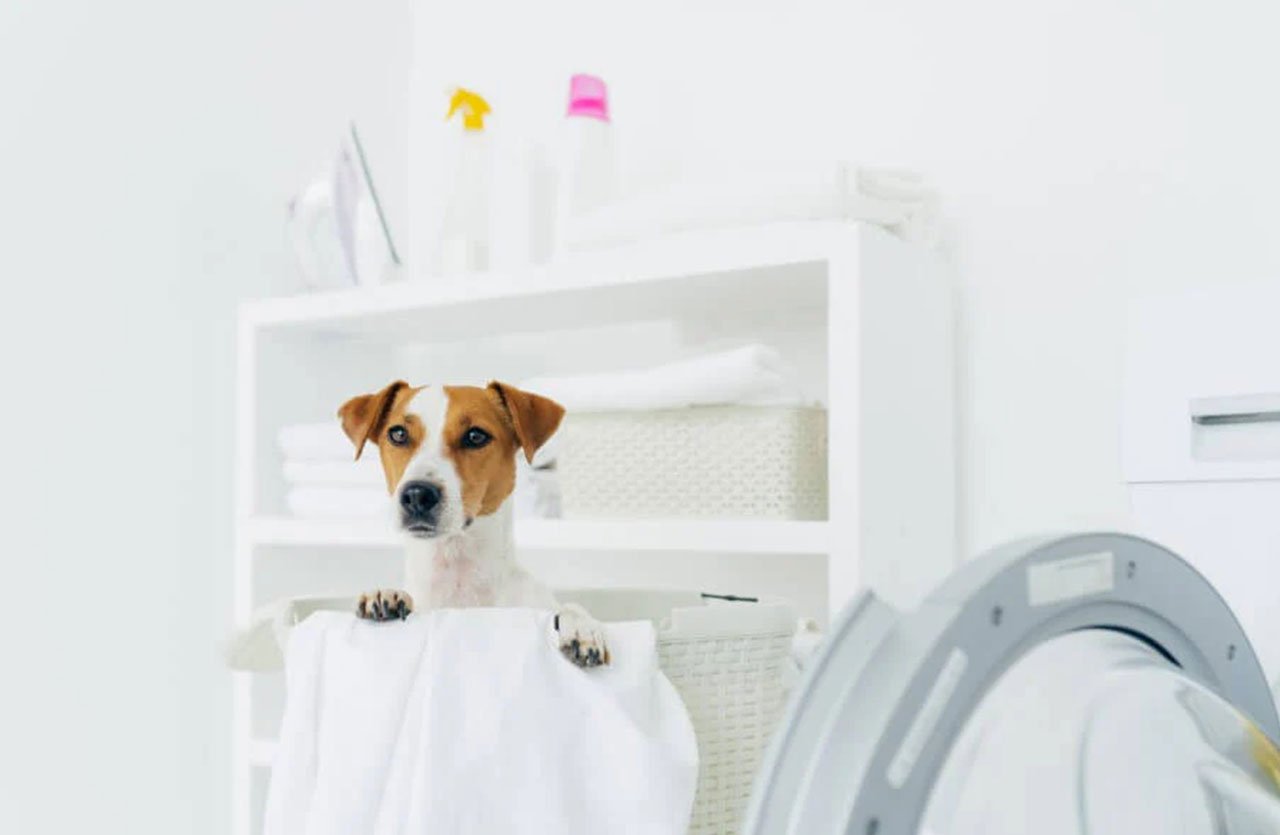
left=264, top=610, right=698, bottom=835
left=563, top=162, right=941, bottom=251
left=855, top=167, right=940, bottom=246
left=286, top=486, right=388, bottom=520
left=278, top=422, right=353, bottom=462
left=521, top=345, right=802, bottom=413
left=283, top=458, right=384, bottom=488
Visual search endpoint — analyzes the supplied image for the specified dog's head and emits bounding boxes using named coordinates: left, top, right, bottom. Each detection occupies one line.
left=337, top=381, right=564, bottom=539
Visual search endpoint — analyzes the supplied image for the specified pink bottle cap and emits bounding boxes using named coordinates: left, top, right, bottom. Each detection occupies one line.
left=566, top=73, right=609, bottom=121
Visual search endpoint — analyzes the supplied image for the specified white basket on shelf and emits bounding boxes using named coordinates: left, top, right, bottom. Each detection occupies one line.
left=557, top=588, right=796, bottom=835
left=557, top=405, right=828, bottom=520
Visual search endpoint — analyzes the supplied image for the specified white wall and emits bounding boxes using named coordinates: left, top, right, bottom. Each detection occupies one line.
left=0, top=1, right=407, bottom=831
left=839, top=0, right=1280, bottom=554
left=410, top=0, right=1280, bottom=557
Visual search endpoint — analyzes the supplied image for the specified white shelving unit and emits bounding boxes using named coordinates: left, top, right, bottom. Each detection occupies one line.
left=230, top=221, right=956, bottom=834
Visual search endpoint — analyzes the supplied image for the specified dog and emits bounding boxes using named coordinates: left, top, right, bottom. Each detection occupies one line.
left=337, top=379, right=609, bottom=668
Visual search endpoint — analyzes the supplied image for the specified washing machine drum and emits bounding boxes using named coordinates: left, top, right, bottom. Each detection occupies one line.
left=743, top=533, right=1280, bottom=835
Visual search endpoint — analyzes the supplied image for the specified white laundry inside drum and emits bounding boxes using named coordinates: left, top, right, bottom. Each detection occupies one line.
left=922, top=630, right=1280, bottom=834
left=742, top=533, right=1280, bottom=835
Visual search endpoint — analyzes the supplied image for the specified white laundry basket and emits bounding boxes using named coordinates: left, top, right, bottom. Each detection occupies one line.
left=558, top=588, right=796, bottom=835
left=557, top=405, right=828, bottom=520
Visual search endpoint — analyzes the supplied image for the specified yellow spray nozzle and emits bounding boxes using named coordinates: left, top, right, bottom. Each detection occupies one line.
left=446, top=88, right=490, bottom=131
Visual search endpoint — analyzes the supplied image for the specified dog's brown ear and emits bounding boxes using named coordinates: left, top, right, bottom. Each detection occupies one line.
left=488, top=381, right=565, bottom=464
left=338, top=380, right=408, bottom=460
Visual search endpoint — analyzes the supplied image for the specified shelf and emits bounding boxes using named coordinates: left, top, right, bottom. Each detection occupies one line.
left=521, top=518, right=829, bottom=554
left=245, top=516, right=830, bottom=555
left=247, top=516, right=399, bottom=547
left=238, top=223, right=848, bottom=342
left=230, top=218, right=952, bottom=835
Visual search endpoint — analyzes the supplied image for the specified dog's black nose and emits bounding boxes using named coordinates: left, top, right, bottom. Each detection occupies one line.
left=400, top=481, right=442, bottom=517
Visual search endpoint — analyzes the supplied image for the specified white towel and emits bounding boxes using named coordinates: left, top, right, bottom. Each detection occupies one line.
left=283, top=458, right=385, bottom=488
left=562, top=162, right=941, bottom=251
left=521, top=345, right=803, bottom=413
left=286, top=486, right=388, bottom=520
left=278, top=422, right=354, bottom=462
left=264, top=610, right=698, bottom=835
left=855, top=167, right=940, bottom=246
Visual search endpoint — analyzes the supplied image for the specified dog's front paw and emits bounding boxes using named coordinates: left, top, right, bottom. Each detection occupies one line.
left=556, top=605, right=610, bottom=668
left=356, top=589, right=413, bottom=622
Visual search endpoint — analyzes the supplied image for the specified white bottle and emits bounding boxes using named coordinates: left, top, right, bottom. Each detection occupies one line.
left=553, top=74, right=617, bottom=256
left=432, top=88, right=491, bottom=276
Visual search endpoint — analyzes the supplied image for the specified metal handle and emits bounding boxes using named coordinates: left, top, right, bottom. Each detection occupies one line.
left=1189, top=393, right=1280, bottom=426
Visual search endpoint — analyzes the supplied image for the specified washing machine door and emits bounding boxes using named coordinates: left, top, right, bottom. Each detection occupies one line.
left=743, top=533, right=1280, bottom=835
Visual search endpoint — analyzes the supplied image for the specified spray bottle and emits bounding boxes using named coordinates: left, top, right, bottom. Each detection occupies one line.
left=432, top=87, right=491, bottom=275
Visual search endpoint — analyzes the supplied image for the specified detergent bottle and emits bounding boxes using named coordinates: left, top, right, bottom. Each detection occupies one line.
left=553, top=74, right=618, bottom=256
left=432, top=87, right=491, bottom=275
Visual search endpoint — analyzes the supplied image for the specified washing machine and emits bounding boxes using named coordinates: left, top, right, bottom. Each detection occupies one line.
left=742, top=533, right=1280, bottom=834
left=1124, top=283, right=1280, bottom=689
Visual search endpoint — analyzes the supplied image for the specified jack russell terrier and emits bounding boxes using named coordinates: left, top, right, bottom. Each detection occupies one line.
left=338, top=379, right=610, bottom=668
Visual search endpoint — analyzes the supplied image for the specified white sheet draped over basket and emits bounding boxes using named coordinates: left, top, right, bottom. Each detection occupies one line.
left=263, top=609, right=698, bottom=835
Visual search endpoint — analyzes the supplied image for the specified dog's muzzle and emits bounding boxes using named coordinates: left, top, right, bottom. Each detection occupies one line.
left=399, top=480, right=443, bottom=537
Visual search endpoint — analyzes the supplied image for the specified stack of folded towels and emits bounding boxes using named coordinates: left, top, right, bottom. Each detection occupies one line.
left=278, top=424, right=387, bottom=520
left=519, top=344, right=806, bottom=412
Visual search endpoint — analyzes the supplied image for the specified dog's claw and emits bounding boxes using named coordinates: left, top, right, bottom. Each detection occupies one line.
left=357, top=589, right=414, bottom=622
left=556, top=606, right=610, bottom=669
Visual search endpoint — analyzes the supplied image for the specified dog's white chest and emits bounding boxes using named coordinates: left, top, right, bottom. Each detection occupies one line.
left=406, top=539, right=497, bottom=609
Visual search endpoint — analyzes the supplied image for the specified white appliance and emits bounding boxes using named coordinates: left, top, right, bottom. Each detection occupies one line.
left=742, top=533, right=1280, bottom=834
left=287, top=124, right=400, bottom=289
left=1123, top=284, right=1280, bottom=687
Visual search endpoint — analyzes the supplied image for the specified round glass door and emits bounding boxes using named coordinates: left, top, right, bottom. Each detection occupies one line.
left=921, top=630, right=1280, bottom=835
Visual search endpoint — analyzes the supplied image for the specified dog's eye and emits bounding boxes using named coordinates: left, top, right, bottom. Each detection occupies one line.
left=461, top=427, right=491, bottom=449
left=387, top=425, right=410, bottom=447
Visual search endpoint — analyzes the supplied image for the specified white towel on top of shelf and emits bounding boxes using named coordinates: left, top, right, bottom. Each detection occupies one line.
left=854, top=167, right=941, bottom=246
left=561, top=162, right=941, bottom=251
left=263, top=610, right=698, bottom=835
left=286, top=486, right=388, bottom=520
left=278, top=422, right=354, bottom=462
left=283, top=458, right=384, bottom=488
left=520, top=345, right=804, bottom=413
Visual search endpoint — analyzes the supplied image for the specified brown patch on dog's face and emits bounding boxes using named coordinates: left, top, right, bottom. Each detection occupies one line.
left=376, top=399, right=424, bottom=493
left=338, top=382, right=424, bottom=493
left=437, top=383, right=565, bottom=519
left=441, top=386, right=523, bottom=517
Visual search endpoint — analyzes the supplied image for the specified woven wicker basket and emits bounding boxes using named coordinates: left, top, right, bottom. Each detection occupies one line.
left=558, top=405, right=828, bottom=520
left=558, top=588, right=795, bottom=835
